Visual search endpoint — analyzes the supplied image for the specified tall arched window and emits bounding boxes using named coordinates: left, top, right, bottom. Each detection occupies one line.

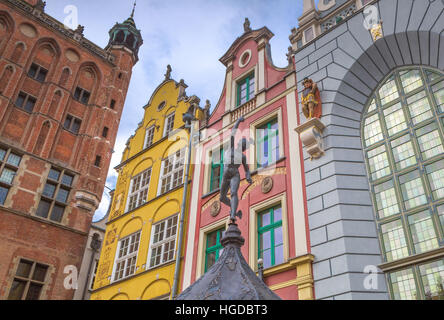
left=362, top=67, right=444, bottom=300
left=0, top=65, right=13, bottom=94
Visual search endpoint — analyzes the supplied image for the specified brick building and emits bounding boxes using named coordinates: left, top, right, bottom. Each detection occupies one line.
left=0, top=0, right=142, bottom=299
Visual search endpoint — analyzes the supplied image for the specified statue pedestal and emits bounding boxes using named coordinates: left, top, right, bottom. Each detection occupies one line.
left=295, top=118, right=326, bottom=160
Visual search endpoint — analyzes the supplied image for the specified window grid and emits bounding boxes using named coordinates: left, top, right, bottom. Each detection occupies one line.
left=408, top=210, right=439, bottom=254
left=164, top=113, right=175, bottom=137
left=7, top=259, right=49, bottom=300
left=419, top=259, right=444, bottom=299
left=36, top=167, right=74, bottom=223
left=145, top=126, right=155, bottom=149
left=0, top=147, right=22, bottom=206
left=149, top=215, right=178, bottom=268
left=237, top=73, right=255, bottom=107
left=256, top=119, right=279, bottom=169
left=113, top=232, right=140, bottom=281
left=362, top=67, right=444, bottom=300
left=159, top=148, right=185, bottom=195
left=258, top=206, right=284, bottom=270
left=205, top=228, right=225, bottom=272
left=127, top=168, right=152, bottom=212
left=210, top=147, right=224, bottom=192
left=389, top=268, right=418, bottom=300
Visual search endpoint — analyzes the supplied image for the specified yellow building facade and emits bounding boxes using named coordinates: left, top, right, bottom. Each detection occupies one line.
left=90, top=77, right=197, bottom=300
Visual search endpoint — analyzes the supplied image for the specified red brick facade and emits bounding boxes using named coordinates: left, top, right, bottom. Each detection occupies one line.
left=0, top=0, right=139, bottom=299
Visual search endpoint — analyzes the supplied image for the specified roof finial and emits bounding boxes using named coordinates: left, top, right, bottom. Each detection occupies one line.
left=243, top=17, right=252, bottom=33
left=130, top=0, right=136, bottom=19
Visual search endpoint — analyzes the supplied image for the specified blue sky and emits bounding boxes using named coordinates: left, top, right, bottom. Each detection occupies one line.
left=44, top=0, right=304, bottom=221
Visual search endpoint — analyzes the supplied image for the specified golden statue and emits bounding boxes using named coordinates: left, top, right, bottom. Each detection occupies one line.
left=301, top=77, right=322, bottom=120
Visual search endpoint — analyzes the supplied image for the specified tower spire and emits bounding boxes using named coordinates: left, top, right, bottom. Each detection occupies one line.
left=130, top=0, right=136, bottom=19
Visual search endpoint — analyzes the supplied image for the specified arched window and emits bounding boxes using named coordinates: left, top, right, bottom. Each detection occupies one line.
left=48, top=91, right=62, bottom=118
left=125, top=33, right=135, bottom=48
left=0, top=65, right=13, bottom=94
left=33, top=121, right=50, bottom=155
left=11, top=43, right=24, bottom=63
left=59, top=68, right=70, bottom=87
left=115, top=30, right=125, bottom=43
left=362, top=67, right=444, bottom=300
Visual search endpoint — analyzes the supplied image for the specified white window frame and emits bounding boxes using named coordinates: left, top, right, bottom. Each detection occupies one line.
left=163, top=112, right=175, bottom=137
left=147, top=214, right=179, bottom=269
left=89, top=259, right=99, bottom=291
left=144, top=125, right=155, bottom=149
left=157, top=148, right=185, bottom=196
left=126, top=168, right=152, bottom=212
left=112, top=231, right=141, bottom=282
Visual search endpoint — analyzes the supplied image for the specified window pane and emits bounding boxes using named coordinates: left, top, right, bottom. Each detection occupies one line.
left=50, top=205, right=65, bottom=222
left=419, top=259, right=444, bottom=300
left=274, top=244, right=284, bottom=266
left=61, top=174, right=73, bottom=186
left=207, top=230, right=218, bottom=248
left=28, top=64, right=38, bottom=78
left=274, top=207, right=282, bottom=222
left=72, top=119, right=81, bottom=134
left=379, top=76, right=399, bottom=106
left=205, top=251, right=216, bottom=271
left=389, top=269, right=418, bottom=300
left=15, top=92, right=25, bottom=107
left=407, top=91, right=433, bottom=125
left=7, top=279, right=26, bottom=300
left=0, top=186, right=8, bottom=204
left=399, top=170, right=427, bottom=210
left=381, top=219, right=409, bottom=262
left=367, top=145, right=391, bottom=180
left=16, top=260, right=33, bottom=278
left=363, top=113, right=383, bottom=146
left=374, top=180, right=400, bottom=219
left=0, top=148, right=6, bottom=161
left=25, top=283, right=42, bottom=300
left=426, top=160, right=444, bottom=200
left=42, top=183, right=56, bottom=198
left=56, top=188, right=69, bottom=203
left=431, top=81, right=444, bottom=113
left=415, top=123, right=443, bottom=160
left=262, top=249, right=272, bottom=269
left=81, top=91, right=90, bottom=104
left=48, top=168, right=60, bottom=181
left=427, top=71, right=441, bottom=83
left=274, top=226, right=283, bottom=246
left=32, top=264, right=48, bottom=282
left=400, top=69, right=423, bottom=94
left=25, top=96, right=36, bottom=112
left=260, top=211, right=271, bottom=227
left=383, top=102, right=407, bottom=136
left=7, top=153, right=21, bottom=167
left=74, top=87, right=82, bottom=100
left=391, top=134, right=417, bottom=170
left=36, top=200, right=51, bottom=218
left=0, top=168, right=15, bottom=184
left=408, top=210, right=439, bottom=254
left=36, top=69, right=47, bottom=83
left=367, top=98, right=377, bottom=112
left=260, top=231, right=271, bottom=251
left=438, top=205, right=444, bottom=232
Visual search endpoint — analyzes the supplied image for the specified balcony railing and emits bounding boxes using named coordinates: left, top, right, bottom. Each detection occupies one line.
left=231, top=97, right=257, bottom=122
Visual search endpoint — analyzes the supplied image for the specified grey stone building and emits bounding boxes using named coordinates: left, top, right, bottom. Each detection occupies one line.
left=290, top=0, right=444, bottom=299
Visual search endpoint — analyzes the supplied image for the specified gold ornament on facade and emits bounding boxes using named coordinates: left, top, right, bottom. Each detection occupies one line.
left=370, top=22, right=383, bottom=42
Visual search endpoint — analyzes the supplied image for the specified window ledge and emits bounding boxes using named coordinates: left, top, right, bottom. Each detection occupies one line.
left=378, top=246, right=444, bottom=272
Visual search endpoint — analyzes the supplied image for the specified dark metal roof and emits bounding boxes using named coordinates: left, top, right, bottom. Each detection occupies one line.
left=176, top=222, right=281, bottom=300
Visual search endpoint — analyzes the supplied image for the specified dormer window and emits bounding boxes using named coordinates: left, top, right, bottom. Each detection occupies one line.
left=236, top=73, right=255, bottom=107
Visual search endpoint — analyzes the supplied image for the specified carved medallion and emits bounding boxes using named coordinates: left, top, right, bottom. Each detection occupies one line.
left=261, top=176, right=273, bottom=194
left=210, top=200, right=221, bottom=217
